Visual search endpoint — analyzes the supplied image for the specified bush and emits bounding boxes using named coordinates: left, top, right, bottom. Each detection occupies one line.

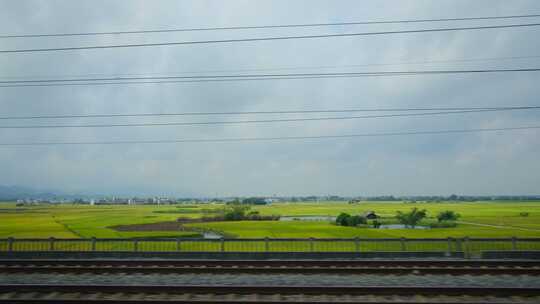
left=336, top=213, right=351, bottom=226
left=200, top=205, right=280, bottom=222
left=245, top=211, right=280, bottom=221
left=520, top=212, right=530, bottom=217
left=436, top=210, right=460, bottom=222
left=223, top=204, right=251, bottom=221
left=336, top=213, right=366, bottom=227
left=346, top=215, right=367, bottom=226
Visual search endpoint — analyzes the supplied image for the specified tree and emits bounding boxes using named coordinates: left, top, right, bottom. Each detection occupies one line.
left=225, top=199, right=242, bottom=205
left=395, top=208, right=427, bottom=228
left=346, top=215, right=367, bottom=226
left=436, top=210, right=460, bottom=222
left=336, top=213, right=351, bottom=226
left=223, top=203, right=251, bottom=221
left=336, top=213, right=366, bottom=227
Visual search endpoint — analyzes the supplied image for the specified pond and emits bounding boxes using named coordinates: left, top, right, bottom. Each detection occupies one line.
left=279, top=216, right=336, bottom=222
left=203, top=231, right=225, bottom=239
left=378, top=224, right=430, bottom=230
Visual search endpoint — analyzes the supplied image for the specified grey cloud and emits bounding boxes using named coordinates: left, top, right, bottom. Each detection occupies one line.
left=0, top=0, right=539, bottom=196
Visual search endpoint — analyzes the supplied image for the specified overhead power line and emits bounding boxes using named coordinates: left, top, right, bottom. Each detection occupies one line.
left=1, top=68, right=539, bottom=88
left=1, top=23, right=539, bottom=53
left=1, top=126, right=538, bottom=146
left=0, top=109, right=534, bottom=129
left=2, top=68, right=540, bottom=83
left=2, top=14, right=540, bottom=39
left=2, top=55, right=539, bottom=80
left=1, top=106, right=536, bottom=120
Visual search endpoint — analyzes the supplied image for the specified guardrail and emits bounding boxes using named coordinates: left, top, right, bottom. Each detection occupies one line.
left=0, top=237, right=539, bottom=258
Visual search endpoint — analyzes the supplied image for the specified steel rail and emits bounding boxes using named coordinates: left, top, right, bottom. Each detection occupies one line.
left=1, top=264, right=539, bottom=275
left=1, top=259, right=539, bottom=268
left=0, top=299, right=535, bottom=304
left=0, top=292, right=537, bottom=304
left=1, top=284, right=539, bottom=296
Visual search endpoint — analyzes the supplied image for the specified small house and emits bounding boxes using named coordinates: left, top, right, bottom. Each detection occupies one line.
left=364, top=211, right=378, bottom=219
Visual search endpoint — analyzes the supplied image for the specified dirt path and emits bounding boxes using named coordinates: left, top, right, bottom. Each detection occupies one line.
left=457, top=221, right=540, bottom=232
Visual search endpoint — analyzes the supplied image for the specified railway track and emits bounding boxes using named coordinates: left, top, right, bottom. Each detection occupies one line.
left=1, top=259, right=539, bottom=275
left=0, top=284, right=539, bottom=303
left=1, top=259, right=539, bottom=303
left=2, top=259, right=538, bottom=267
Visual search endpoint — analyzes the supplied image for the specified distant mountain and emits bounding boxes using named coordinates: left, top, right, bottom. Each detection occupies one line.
left=0, top=185, right=59, bottom=200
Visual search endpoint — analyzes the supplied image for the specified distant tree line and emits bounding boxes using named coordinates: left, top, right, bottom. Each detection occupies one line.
left=205, top=203, right=280, bottom=222
left=352, top=195, right=540, bottom=202
left=335, top=208, right=462, bottom=229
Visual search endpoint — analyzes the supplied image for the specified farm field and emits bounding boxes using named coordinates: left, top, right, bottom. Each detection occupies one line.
left=1, top=201, right=540, bottom=239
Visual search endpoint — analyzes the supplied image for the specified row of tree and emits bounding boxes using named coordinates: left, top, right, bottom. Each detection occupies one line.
left=226, top=198, right=268, bottom=205
left=218, top=204, right=280, bottom=221
left=335, top=208, right=460, bottom=228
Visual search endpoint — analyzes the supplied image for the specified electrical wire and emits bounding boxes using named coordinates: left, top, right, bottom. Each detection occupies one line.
left=1, top=23, right=539, bottom=53
left=1, top=106, right=536, bottom=120
left=1, top=68, right=538, bottom=88
left=0, top=109, right=532, bottom=129
left=2, top=13, right=540, bottom=38
left=1, top=126, right=537, bottom=146
left=2, top=54, right=538, bottom=80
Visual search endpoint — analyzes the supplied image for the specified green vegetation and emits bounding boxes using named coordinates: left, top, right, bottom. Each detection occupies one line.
left=223, top=204, right=251, bottom=221
left=335, top=213, right=367, bottom=227
left=437, top=210, right=461, bottom=222
left=0, top=201, right=540, bottom=239
left=395, top=208, right=427, bottom=228
left=239, top=197, right=268, bottom=205
left=203, top=204, right=279, bottom=221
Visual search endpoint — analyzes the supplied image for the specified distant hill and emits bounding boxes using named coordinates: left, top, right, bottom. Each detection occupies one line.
left=0, top=185, right=59, bottom=200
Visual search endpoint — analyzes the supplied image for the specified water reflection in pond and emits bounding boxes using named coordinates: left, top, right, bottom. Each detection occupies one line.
left=378, top=224, right=430, bottom=229
left=279, top=216, right=336, bottom=222
left=202, top=232, right=224, bottom=239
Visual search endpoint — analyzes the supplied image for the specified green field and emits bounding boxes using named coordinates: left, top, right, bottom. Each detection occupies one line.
left=1, top=201, right=540, bottom=239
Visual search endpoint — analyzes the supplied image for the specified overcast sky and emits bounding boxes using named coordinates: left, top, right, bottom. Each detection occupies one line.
left=0, top=0, right=539, bottom=197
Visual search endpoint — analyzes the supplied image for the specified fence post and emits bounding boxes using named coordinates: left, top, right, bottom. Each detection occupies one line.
left=463, top=237, right=470, bottom=259
left=265, top=237, right=269, bottom=252
left=400, top=237, right=406, bottom=251
left=49, top=237, right=55, bottom=251
left=512, top=237, right=518, bottom=250
left=309, top=238, right=314, bottom=252
left=354, top=237, right=360, bottom=252
left=456, top=238, right=462, bottom=252
left=91, top=237, right=96, bottom=251
left=220, top=238, right=225, bottom=252
left=176, top=238, right=181, bottom=252
left=133, top=239, right=138, bottom=252
left=7, top=237, right=14, bottom=252
left=447, top=237, right=453, bottom=256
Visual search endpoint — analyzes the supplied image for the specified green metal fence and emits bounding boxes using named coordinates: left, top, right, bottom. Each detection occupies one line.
left=1, top=237, right=539, bottom=257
